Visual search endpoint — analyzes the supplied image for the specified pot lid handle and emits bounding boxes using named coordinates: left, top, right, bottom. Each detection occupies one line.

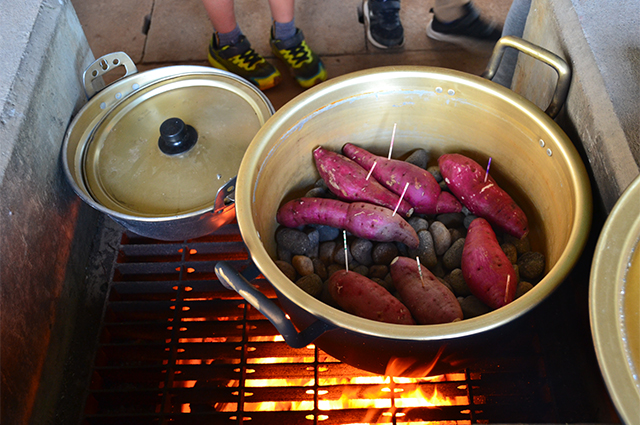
left=215, top=261, right=335, bottom=348
left=82, top=52, right=138, bottom=99
left=482, top=36, right=571, bottom=119
left=158, top=117, right=198, bottom=155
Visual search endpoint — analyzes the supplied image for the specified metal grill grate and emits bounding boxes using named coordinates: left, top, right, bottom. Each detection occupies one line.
left=80, top=222, right=563, bottom=425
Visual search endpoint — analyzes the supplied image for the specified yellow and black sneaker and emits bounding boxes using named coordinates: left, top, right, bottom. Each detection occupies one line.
left=208, top=33, right=281, bottom=91
left=270, top=29, right=327, bottom=89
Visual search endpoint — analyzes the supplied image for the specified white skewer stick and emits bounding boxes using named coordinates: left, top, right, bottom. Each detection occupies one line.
left=392, top=182, right=410, bottom=216
left=366, top=161, right=378, bottom=181
left=416, top=256, right=425, bottom=287
left=343, top=230, right=349, bottom=271
left=484, top=157, right=492, bottom=183
left=388, top=123, right=397, bottom=160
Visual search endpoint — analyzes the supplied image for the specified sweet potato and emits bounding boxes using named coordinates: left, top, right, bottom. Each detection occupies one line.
left=438, top=153, right=528, bottom=238
left=343, top=143, right=461, bottom=214
left=313, top=146, right=414, bottom=217
left=328, top=270, right=415, bottom=324
left=461, top=218, right=517, bottom=309
left=389, top=256, right=463, bottom=324
left=276, top=197, right=420, bottom=248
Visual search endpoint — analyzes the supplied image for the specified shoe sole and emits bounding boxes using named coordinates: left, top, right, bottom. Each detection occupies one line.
left=295, top=65, right=328, bottom=89
left=363, top=0, right=404, bottom=50
left=207, top=52, right=282, bottom=91
left=426, top=18, right=497, bottom=53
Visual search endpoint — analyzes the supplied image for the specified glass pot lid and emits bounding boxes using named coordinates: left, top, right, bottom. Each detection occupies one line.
left=82, top=72, right=273, bottom=217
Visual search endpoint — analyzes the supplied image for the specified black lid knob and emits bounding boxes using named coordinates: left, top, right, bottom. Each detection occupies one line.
left=158, top=117, right=198, bottom=155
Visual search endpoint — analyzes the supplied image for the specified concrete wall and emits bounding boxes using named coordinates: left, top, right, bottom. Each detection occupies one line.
left=0, top=1, right=100, bottom=423
left=509, top=0, right=640, bottom=212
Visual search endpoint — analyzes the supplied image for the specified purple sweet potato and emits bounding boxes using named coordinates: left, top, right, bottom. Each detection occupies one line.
left=276, top=197, right=420, bottom=248
left=328, top=270, right=415, bottom=324
left=438, top=153, right=528, bottom=238
left=343, top=143, right=461, bottom=214
left=461, top=218, right=517, bottom=309
left=313, top=146, right=414, bottom=217
left=390, top=256, right=463, bottom=324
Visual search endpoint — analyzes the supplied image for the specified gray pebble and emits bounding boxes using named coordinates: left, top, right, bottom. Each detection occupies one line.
left=319, top=241, right=336, bottom=265
left=445, top=268, right=471, bottom=296
left=438, top=277, right=455, bottom=294
left=407, top=216, right=429, bottom=233
left=408, top=230, right=438, bottom=269
left=517, top=251, right=545, bottom=280
left=315, top=178, right=328, bottom=189
left=439, top=180, right=449, bottom=191
left=442, top=238, right=465, bottom=270
left=404, top=149, right=430, bottom=169
left=313, top=224, right=341, bottom=242
left=516, top=281, right=534, bottom=299
left=429, top=221, right=452, bottom=255
left=435, top=212, right=465, bottom=228
left=396, top=241, right=408, bottom=256
left=326, top=263, right=344, bottom=278
left=305, top=228, right=320, bottom=258
left=277, top=246, right=292, bottom=263
left=350, top=238, right=374, bottom=266
left=312, top=258, right=328, bottom=280
left=431, top=261, right=446, bottom=278
left=276, top=227, right=311, bottom=255
left=463, top=215, right=478, bottom=229
left=501, top=243, right=518, bottom=264
left=305, top=186, right=328, bottom=198
left=372, top=277, right=394, bottom=292
left=353, top=265, right=369, bottom=276
left=427, top=165, right=443, bottom=182
left=372, top=243, right=399, bottom=265
left=459, top=295, right=492, bottom=318
left=275, top=260, right=297, bottom=281
left=292, top=255, right=314, bottom=276
left=449, top=227, right=466, bottom=243
left=333, top=242, right=354, bottom=265
left=295, top=274, right=323, bottom=298
left=503, top=234, right=531, bottom=255
left=461, top=206, right=471, bottom=215
left=369, top=264, right=389, bottom=279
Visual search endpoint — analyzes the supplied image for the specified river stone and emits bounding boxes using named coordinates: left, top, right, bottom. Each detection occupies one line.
left=408, top=230, right=437, bottom=269
left=275, top=260, right=297, bottom=281
left=517, top=251, right=545, bottom=280
left=459, top=295, right=492, bottom=318
left=369, top=264, right=389, bottom=279
left=516, top=281, right=534, bottom=299
left=463, top=214, right=478, bottom=229
left=372, top=277, right=394, bottom=292
left=276, top=227, right=311, bottom=255
left=427, top=165, right=443, bottom=182
left=312, top=258, right=328, bottom=280
left=305, top=228, right=320, bottom=258
left=445, top=268, right=471, bottom=296
left=295, top=274, right=323, bottom=298
left=430, top=221, right=452, bottom=255
left=353, top=265, right=369, bottom=276
left=372, top=242, right=399, bottom=265
left=501, top=243, right=518, bottom=264
left=407, top=216, right=429, bottom=233
left=319, top=241, right=336, bottom=265
left=449, top=227, right=466, bottom=243
left=435, top=212, right=465, bottom=228
left=277, top=246, right=292, bottom=263
left=292, top=255, right=314, bottom=276
left=313, top=224, right=341, bottom=242
left=504, top=234, right=531, bottom=255
left=350, top=238, right=373, bottom=266
left=405, top=149, right=430, bottom=169
left=305, top=186, right=327, bottom=198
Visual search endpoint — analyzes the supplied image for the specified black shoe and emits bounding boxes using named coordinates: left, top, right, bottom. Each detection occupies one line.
left=426, top=3, right=502, bottom=51
left=363, top=0, right=404, bottom=49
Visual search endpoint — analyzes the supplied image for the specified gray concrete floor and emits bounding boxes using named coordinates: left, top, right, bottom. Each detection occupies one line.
left=72, top=0, right=512, bottom=110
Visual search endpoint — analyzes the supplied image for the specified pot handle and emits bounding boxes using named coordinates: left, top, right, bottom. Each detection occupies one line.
left=82, top=52, right=138, bottom=99
left=214, top=261, right=334, bottom=348
left=482, top=36, right=570, bottom=119
left=214, top=176, right=237, bottom=213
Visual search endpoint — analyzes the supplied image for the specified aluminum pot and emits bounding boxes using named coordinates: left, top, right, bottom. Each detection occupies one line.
left=62, top=52, right=274, bottom=241
left=215, top=37, right=592, bottom=376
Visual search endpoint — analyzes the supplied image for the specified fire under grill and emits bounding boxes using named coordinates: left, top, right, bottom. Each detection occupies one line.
left=77, top=221, right=618, bottom=425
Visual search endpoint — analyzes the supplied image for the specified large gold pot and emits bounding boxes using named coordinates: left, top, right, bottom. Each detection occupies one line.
left=216, top=38, right=592, bottom=376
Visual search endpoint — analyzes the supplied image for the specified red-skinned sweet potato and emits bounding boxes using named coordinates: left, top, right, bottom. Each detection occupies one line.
left=438, top=153, right=528, bottom=238
left=461, top=218, right=517, bottom=309
left=276, top=197, right=420, bottom=248
left=343, top=143, right=461, bottom=214
left=328, top=270, right=415, bottom=324
left=313, top=146, right=414, bottom=217
left=389, top=256, right=463, bottom=324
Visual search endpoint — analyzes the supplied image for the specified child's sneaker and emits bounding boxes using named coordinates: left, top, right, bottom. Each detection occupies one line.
left=208, top=33, right=282, bottom=91
left=363, top=0, right=404, bottom=49
left=270, top=28, right=327, bottom=89
left=426, top=3, right=501, bottom=52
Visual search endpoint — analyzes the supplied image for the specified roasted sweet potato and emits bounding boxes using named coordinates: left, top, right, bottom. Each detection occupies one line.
left=438, top=153, right=528, bottom=238
left=343, top=143, right=461, bottom=214
left=389, top=256, right=463, bottom=324
left=313, top=146, right=414, bottom=217
left=328, top=270, right=415, bottom=324
left=461, top=218, right=517, bottom=309
left=276, top=197, right=420, bottom=248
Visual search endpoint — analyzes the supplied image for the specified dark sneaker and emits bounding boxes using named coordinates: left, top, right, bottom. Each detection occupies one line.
left=270, top=28, right=327, bottom=89
left=363, top=0, right=404, bottom=49
left=426, top=3, right=502, bottom=51
left=208, top=33, right=281, bottom=90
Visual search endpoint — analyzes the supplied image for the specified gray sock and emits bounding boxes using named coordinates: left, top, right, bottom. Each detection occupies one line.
left=217, top=24, right=243, bottom=47
left=273, top=19, right=296, bottom=41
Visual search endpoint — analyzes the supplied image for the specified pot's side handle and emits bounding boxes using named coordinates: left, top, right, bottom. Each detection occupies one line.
left=82, top=52, right=138, bottom=99
left=482, top=36, right=570, bottom=119
left=215, top=261, right=334, bottom=348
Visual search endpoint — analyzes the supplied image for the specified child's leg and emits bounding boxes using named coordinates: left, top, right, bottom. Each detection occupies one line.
left=433, top=0, right=471, bottom=23
left=267, top=0, right=295, bottom=24
left=201, top=0, right=237, bottom=34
